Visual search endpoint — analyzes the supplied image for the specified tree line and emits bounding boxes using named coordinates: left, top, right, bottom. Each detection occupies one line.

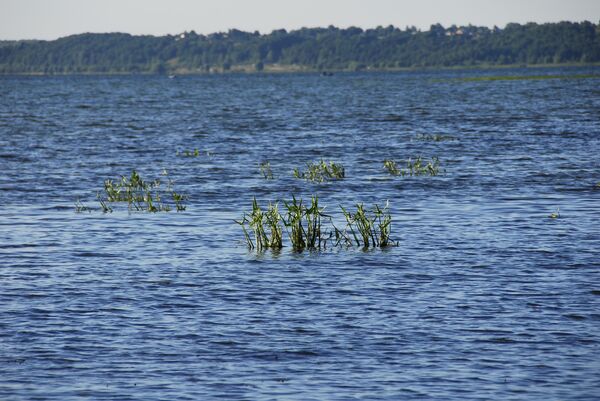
left=1, top=21, right=598, bottom=74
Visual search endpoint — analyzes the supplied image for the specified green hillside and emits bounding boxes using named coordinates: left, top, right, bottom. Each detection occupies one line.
left=1, top=21, right=599, bottom=74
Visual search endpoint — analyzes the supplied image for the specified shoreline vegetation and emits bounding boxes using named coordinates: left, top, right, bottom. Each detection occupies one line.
left=3, top=62, right=600, bottom=76
left=1, top=21, right=599, bottom=75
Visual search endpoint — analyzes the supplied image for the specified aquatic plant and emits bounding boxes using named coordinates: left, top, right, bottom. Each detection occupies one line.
left=177, top=148, right=204, bottom=157
left=74, top=199, right=92, bottom=213
left=282, top=195, right=327, bottom=250
left=97, top=196, right=113, bottom=213
left=171, top=191, right=187, bottom=212
left=383, top=157, right=440, bottom=176
left=238, top=195, right=327, bottom=251
left=383, top=159, right=400, bottom=176
left=281, top=195, right=306, bottom=249
left=259, top=161, right=274, bottom=179
left=414, top=133, right=456, bottom=142
left=293, top=160, right=345, bottom=182
left=96, top=169, right=187, bottom=213
left=403, top=156, right=440, bottom=176
left=238, top=196, right=395, bottom=251
left=549, top=207, right=560, bottom=219
left=335, top=201, right=395, bottom=248
left=235, top=198, right=283, bottom=250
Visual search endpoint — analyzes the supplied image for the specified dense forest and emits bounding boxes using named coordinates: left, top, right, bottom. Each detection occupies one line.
left=1, top=21, right=599, bottom=74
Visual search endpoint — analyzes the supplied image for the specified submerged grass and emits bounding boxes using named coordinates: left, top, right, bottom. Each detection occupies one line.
left=177, top=148, right=211, bottom=157
left=548, top=207, right=561, bottom=219
left=238, top=196, right=396, bottom=251
left=293, top=160, right=345, bottom=182
left=74, top=199, right=93, bottom=213
left=384, top=157, right=441, bottom=176
left=86, top=169, right=188, bottom=213
left=414, top=133, right=456, bottom=142
left=259, top=161, right=274, bottom=179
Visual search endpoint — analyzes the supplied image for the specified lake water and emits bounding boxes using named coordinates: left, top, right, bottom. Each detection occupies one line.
left=1, top=68, right=600, bottom=400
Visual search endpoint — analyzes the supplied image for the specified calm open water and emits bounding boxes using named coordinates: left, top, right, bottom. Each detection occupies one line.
left=1, top=68, right=600, bottom=400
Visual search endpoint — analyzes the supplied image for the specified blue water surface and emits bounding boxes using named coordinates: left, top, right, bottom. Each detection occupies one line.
left=1, top=68, right=599, bottom=400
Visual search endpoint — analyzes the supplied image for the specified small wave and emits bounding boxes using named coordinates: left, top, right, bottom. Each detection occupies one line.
left=0, top=154, right=33, bottom=162
left=72, top=251, right=117, bottom=258
left=0, top=243, right=43, bottom=249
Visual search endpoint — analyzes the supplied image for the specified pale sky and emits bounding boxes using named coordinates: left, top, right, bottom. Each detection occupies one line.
left=1, top=0, right=599, bottom=40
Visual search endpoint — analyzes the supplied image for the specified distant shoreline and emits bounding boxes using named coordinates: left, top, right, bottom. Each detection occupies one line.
left=2, top=22, right=598, bottom=76
left=2, top=62, right=599, bottom=76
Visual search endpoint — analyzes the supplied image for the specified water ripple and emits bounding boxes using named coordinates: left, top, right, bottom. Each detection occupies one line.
left=1, top=69, right=599, bottom=400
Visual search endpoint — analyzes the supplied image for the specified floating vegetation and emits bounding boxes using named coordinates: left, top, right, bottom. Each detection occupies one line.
left=259, top=161, right=273, bottom=179
left=293, top=160, right=345, bottom=182
left=383, top=157, right=441, bottom=176
left=177, top=148, right=210, bottom=157
left=93, top=169, right=187, bottom=213
left=237, top=196, right=395, bottom=251
left=549, top=207, right=560, bottom=219
left=414, top=133, right=456, bottom=142
left=335, top=202, right=395, bottom=248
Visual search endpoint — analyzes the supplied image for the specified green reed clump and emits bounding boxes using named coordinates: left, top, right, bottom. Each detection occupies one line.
left=171, top=191, right=187, bottom=212
left=238, top=196, right=395, bottom=251
left=293, top=160, right=345, bottom=182
left=384, top=157, right=440, bottom=176
left=97, top=169, right=187, bottom=213
left=177, top=148, right=205, bottom=157
left=235, top=198, right=283, bottom=250
left=336, top=201, right=395, bottom=248
left=414, top=133, right=456, bottom=142
left=383, top=159, right=400, bottom=175
left=282, top=195, right=327, bottom=250
left=259, top=161, right=274, bottom=179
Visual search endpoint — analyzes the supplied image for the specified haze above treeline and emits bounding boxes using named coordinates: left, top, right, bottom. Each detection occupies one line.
left=1, top=21, right=598, bottom=74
